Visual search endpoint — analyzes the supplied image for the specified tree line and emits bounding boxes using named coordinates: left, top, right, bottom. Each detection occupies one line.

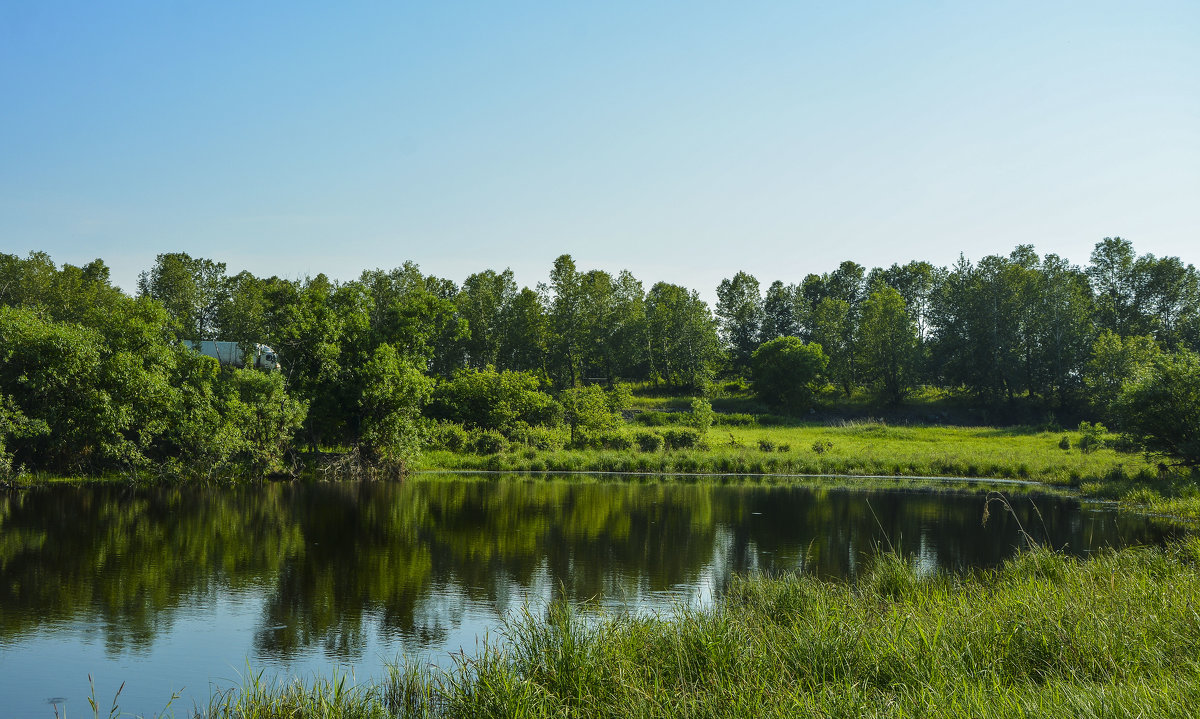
left=2, top=236, right=1198, bottom=477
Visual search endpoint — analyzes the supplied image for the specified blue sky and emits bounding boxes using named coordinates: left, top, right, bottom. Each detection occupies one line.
left=2, top=2, right=1197, bottom=300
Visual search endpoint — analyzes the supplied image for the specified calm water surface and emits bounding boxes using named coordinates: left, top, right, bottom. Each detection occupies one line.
left=0, top=475, right=1185, bottom=717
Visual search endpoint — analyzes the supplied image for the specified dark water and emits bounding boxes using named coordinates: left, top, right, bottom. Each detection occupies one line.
left=0, top=476, right=1185, bottom=717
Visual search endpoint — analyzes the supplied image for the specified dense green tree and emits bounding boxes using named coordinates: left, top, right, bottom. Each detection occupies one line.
left=546, top=254, right=586, bottom=387
left=760, top=280, right=802, bottom=342
left=500, top=287, right=549, bottom=374
left=1028, top=254, right=1094, bottom=406
left=715, top=271, right=763, bottom=373
left=1132, top=253, right=1200, bottom=351
left=929, top=254, right=1026, bottom=402
left=360, top=263, right=467, bottom=376
left=456, top=269, right=518, bottom=370
left=859, top=287, right=918, bottom=404
left=137, top=252, right=228, bottom=340
left=751, top=337, right=828, bottom=412
left=607, top=270, right=649, bottom=380
left=1087, top=237, right=1140, bottom=337
left=1084, top=331, right=1161, bottom=420
left=357, top=344, right=434, bottom=467
left=809, top=298, right=854, bottom=396
left=645, top=282, right=720, bottom=391
left=1116, top=350, right=1200, bottom=467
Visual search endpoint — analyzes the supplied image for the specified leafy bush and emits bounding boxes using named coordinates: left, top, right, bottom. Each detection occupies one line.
left=469, top=429, right=508, bottom=455
left=560, top=385, right=621, bottom=447
left=1058, top=435, right=1071, bottom=451
left=777, top=443, right=791, bottom=453
left=686, top=397, right=715, bottom=434
left=751, top=337, right=828, bottom=412
left=427, top=367, right=560, bottom=433
left=1076, top=421, right=1107, bottom=454
left=757, top=439, right=776, bottom=452
left=596, top=430, right=634, bottom=451
left=634, top=430, right=664, bottom=452
left=357, top=344, right=433, bottom=467
left=812, top=440, right=834, bottom=454
left=661, top=427, right=702, bottom=450
left=508, top=422, right=567, bottom=451
left=427, top=421, right=469, bottom=452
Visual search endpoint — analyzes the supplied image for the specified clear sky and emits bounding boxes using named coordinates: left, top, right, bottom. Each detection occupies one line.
left=2, top=1, right=1197, bottom=301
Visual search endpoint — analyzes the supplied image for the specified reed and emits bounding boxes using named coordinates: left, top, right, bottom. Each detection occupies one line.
left=191, top=539, right=1200, bottom=718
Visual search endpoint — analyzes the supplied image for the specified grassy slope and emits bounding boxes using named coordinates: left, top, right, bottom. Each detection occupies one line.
left=421, top=422, right=1200, bottom=514
left=198, top=541, right=1200, bottom=719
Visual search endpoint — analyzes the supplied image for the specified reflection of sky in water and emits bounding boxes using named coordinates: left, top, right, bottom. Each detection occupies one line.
left=0, top=479, right=1185, bottom=718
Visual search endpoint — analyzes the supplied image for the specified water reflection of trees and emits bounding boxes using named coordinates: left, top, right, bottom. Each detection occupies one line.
left=0, top=479, right=1180, bottom=661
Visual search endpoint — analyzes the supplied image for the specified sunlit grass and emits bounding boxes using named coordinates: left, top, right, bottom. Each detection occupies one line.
left=192, top=540, right=1200, bottom=718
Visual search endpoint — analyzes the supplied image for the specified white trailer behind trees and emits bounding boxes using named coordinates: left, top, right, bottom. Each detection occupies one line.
left=183, top=341, right=280, bottom=371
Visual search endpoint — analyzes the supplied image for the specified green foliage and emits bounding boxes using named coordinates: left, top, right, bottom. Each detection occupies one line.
left=686, top=397, right=715, bottom=434
left=751, top=336, right=828, bottom=412
left=137, top=252, right=227, bottom=340
left=427, top=421, right=470, bottom=452
left=559, top=385, right=620, bottom=448
left=645, top=282, right=720, bottom=391
left=809, top=298, right=854, bottom=396
left=0, top=394, right=47, bottom=478
left=859, top=286, right=918, bottom=404
left=469, top=428, right=509, bottom=455
left=715, top=271, right=763, bottom=372
left=427, top=366, right=560, bottom=434
left=593, top=429, right=634, bottom=451
left=1084, top=331, right=1161, bottom=419
left=507, top=422, right=568, bottom=451
left=633, top=430, right=664, bottom=452
left=661, top=427, right=703, bottom=450
left=1117, top=350, right=1200, bottom=466
left=220, top=367, right=308, bottom=473
left=357, top=344, right=434, bottom=467
left=812, top=440, right=834, bottom=454
left=713, top=412, right=756, bottom=427
left=1075, top=421, right=1107, bottom=453
left=757, top=438, right=776, bottom=452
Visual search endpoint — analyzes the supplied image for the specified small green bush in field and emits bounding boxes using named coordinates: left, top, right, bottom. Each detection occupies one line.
left=777, top=442, right=791, bottom=453
left=634, top=430, right=664, bottom=452
left=812, top=440, right=833, bottom=454
left=508, top=422, right=566, bottom=451
left=470, top=429, right=508, bottom=455
left=687, top=397, right=715, bottom=434
left=598, top=430, right=634, bottom=451
left=1059, top=435, right=1071, bottom=451
left=1077, top=421, right=1107, bottom=453
left=661, top=427, right=702, bottom=450
left=757, top=439, right=776, bottom=452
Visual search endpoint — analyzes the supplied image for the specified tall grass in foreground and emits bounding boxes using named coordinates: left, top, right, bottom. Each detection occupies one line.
left=196, top=539, right=1200, bottom=719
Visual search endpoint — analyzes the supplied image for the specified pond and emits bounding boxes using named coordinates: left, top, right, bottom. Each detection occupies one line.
left=0, top=475, right=1185, bottom=717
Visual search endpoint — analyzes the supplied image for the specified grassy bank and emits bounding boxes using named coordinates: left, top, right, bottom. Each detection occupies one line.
left=195, top=540, right=1200, bottom=718
left=423, top=422, right=1158, bottom=483
left=420, top=420, right=1200, bottom=518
